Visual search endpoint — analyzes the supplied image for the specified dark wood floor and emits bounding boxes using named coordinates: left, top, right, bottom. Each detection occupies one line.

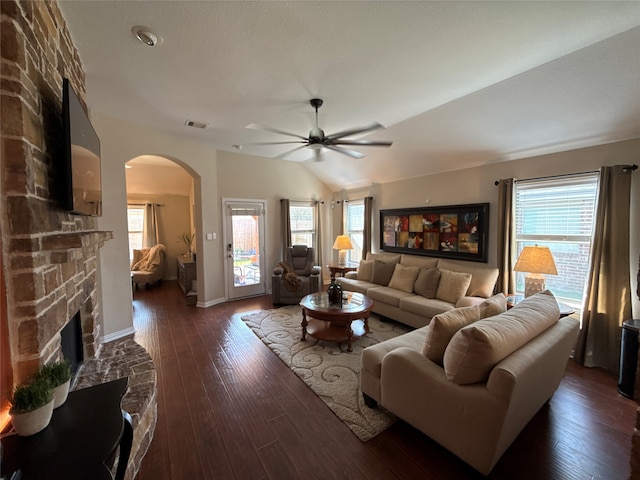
left=133, top=281, right=636, bottom=480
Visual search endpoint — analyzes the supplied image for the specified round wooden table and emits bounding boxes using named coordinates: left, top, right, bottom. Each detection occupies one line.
left=299, top=292, right=373, bottom=352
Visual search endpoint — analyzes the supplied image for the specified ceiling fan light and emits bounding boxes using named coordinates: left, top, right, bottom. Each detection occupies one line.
left=309, top=144, right=323, bottom=150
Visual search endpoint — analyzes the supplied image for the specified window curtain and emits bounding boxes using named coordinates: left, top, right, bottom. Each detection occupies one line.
left=574, top=165, right=633, bottom=374
left=496, top=179, right=516, bottom=295
left=142, top=203, right=160, bottom=247
left=280, top=199, right=291, bottom=253
left=363, top=196, right=373, bottom=261
left=315, top=201, right=323, bottom=285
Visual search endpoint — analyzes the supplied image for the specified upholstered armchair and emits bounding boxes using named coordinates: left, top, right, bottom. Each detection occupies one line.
left=272, top=245, right=321, bottom=305
left=131, top=244, right=166, bottom=289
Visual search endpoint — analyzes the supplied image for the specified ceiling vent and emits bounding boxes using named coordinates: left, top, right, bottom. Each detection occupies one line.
left=184, top=120, right=209, bottom=129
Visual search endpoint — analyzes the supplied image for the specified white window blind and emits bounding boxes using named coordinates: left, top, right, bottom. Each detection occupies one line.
left=345, top=200, right=364, bottom=264
left=289, top=202, right=316, bottom=247
left=514, top=172, right=599, bottom=305
left=127, top=206, right=145, bottom=260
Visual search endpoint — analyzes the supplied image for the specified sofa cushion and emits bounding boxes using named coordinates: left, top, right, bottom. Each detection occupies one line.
left=357, top=259, right=374, bottom=282
left=443, top=290, right=561, bottom=385
left=437, top=260, right=499, bottom=298
left=388, top=264, right=420, bottom=293
left=400, top=255, right=438, bottom=269
left=361, top=326, right=428, bottom=378
left=435, top=269, right=472, bottom=304
left=421, top=306, right=481, bottom=365
left=398, top=295, right=456, bottom=318
left=371, top=260, right=397, bottom=286
left=366, top=252, right=401, bottom=264
left=336, top=277, right=376, bottom=295
left=367, top=286, right=415, bottom=307
left=413, top=267, right=441, bottom=298
left=479, top=293, right=507, bottom=318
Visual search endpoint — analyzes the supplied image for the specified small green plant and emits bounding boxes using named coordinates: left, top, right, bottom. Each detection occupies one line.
left=36, top=359, right=72, bottom=388
left=178, top=232, right=195, bottom=252
left=9, top=378, right=52, bottom=413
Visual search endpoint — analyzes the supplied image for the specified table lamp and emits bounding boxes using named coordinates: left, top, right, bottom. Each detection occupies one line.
left=333, top=235, right=353, bottom=267
left=514, top=245, right=558, bottom=297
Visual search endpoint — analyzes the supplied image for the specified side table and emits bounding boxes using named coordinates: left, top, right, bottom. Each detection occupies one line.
left=1, top=377, right=133, bottom=480
left=506, top=294, right=575, bottom=317
left=327, top=264, right=357, bottom=282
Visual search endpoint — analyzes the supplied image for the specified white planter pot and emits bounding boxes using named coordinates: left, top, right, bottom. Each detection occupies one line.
left=10, top=399, right=54, bottom=436
left=51, top=379, right=71, bottom=408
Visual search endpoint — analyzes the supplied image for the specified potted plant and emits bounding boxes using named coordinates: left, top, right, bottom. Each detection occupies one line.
left=36, top=359, right=72, bottom=408
left=9, top=378, right=54, bottom=436
left=178, top=232, right=195, bottom=257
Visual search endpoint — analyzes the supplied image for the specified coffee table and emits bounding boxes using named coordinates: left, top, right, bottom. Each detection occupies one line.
left=299, top=292, right=373, bottom=352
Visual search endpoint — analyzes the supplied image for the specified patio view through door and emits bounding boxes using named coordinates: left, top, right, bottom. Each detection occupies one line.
left=223, top=199, right=266, bottom=300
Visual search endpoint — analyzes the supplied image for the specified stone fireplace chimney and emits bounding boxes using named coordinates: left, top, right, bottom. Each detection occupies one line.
left=1, top=0, right=112, bottom=385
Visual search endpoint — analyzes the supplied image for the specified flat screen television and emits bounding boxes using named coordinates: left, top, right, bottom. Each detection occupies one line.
left=61, top=77, right=102, bottom=216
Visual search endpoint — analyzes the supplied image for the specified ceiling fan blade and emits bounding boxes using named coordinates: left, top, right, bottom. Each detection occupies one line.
left=246, top=123, right=308, bottom=141
left=324, top=145, right=365, bottom=159
left=326, top=122, right=384, bottom=141
left=247, top=141, right=307, bottom=146
left=275, top=144, right=310, bottom=160
left=332, top=140, right=393, bottom=147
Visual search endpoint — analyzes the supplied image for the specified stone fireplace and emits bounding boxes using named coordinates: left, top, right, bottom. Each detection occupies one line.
left=1, top=0, right=115, bottom=382
left=2, top=2, right=156, bottom=479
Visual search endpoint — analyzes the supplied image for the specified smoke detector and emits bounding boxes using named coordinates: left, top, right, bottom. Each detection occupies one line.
left=131, top=26, right=163, bottom=47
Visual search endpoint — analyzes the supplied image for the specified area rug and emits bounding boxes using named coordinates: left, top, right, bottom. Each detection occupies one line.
left=240, top=305, right=412, bottom=441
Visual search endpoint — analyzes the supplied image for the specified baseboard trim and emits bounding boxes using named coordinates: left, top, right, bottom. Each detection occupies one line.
left=197, top=297, right=226, bottom=308
left=101, top=327, right=136, bottom=344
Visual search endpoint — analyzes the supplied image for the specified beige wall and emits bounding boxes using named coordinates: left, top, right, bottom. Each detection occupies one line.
left=93, top=104, right=639, bottom=338
left=126, top=193, right=192, bottom=279
left=216, top=150, right=334, bottom=279
left=341, top=139, right=640, bottom=316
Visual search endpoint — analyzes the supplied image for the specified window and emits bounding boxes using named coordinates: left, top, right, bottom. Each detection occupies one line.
left=127, top=206, right=144, bottom=260
left=345, top=200, right=364, bottom=264
left=289, top=202, right=316, bottom=247
left=514, top=172, right=599, bottom=306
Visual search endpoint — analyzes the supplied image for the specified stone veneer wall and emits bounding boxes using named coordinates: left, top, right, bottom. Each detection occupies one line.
left=2, top=1, right=157, bottom=474
left=1, top=0, right=111, bottom=383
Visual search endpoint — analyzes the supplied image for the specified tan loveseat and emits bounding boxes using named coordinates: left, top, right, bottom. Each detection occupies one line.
left=360, top=290, right=579, bottom=475
left=336, top=252, right=499, bottom=328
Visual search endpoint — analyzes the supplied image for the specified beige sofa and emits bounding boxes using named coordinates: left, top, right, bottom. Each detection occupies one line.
left=336, top=252, right=499, bottom=328
left=360, top=290, right=579, bottom=475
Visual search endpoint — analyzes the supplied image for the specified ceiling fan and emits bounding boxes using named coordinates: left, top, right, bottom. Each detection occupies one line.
left=247, top=98, right=392, bottom=161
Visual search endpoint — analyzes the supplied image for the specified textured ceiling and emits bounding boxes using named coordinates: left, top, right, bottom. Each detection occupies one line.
left=59, top=1, right=640, bottom=191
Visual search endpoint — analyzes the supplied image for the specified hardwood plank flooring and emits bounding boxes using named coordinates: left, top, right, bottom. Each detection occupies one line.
left=133, top=281, right=636, bottom=480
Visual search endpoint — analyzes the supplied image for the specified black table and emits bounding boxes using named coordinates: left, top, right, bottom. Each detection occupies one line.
left=1, top=377, right=133, bottom=480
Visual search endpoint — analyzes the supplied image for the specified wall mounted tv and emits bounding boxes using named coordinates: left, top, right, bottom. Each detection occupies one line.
left=61, top=77, right=102, bottom=216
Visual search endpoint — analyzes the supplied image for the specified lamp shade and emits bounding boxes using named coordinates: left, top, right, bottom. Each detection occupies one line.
left=332, top=235, right=353, bottom=251
left=514, top=246, right=558, bottom=275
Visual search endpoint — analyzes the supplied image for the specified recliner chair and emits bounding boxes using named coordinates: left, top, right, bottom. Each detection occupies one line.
left=272, top=245, right=321, bottom=305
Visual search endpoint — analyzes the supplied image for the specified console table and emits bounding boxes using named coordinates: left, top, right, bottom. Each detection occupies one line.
left=177, top=256, right=196, bottom=294
left=1, top=377, right=132, bottom=480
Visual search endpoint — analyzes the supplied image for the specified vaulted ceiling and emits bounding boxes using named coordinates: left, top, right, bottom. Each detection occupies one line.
left=59, top=1, right=640, bottom=191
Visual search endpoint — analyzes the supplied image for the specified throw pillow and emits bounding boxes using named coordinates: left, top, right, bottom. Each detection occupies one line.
left=435, top=269, right=472, bottom=304
left=357, top=260, right=374, bottom=282
left=479, top=293, right=507, bottom=319
left=443, top=290, right=560, bottom=385
left=370, top=260, right=397, bottom=286
left=388, top=264, right=420, bottom=293
left=413, top=267, right=441, bottom=298
left=421, top=306, right=481, bottom=366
